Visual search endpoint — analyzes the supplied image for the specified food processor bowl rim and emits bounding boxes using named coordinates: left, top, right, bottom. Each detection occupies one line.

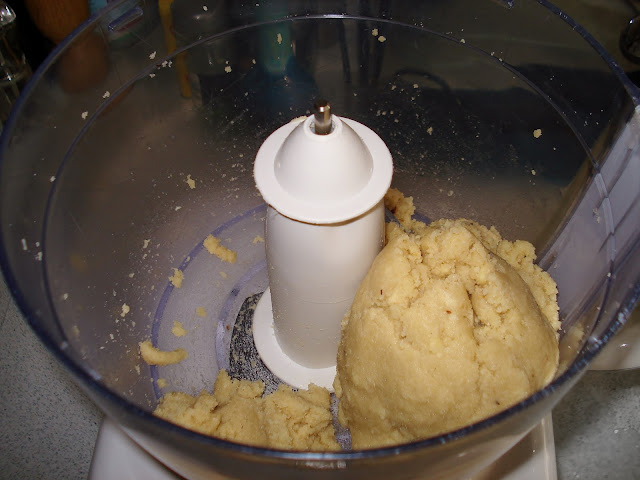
left=0, top=0, right=638, bottom=462
left=537, top=0, right=640, bottom=103
left=0, top=0, right=138, bottom=147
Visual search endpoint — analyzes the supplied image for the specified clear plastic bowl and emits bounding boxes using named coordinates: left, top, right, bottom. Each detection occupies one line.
left=1, top=1, right=639, bottom=479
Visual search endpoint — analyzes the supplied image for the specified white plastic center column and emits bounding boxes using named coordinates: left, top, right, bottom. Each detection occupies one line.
left=253, top=105, right=393, bottom=390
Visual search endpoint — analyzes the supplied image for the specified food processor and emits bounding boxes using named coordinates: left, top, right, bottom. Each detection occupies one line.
left=0, top=0, right=638, bottom=479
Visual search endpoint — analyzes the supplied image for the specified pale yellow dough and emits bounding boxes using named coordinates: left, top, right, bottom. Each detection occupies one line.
left=203, top=235, right=237, bottom=264
left=171, top=321, right=187, bottom=337
left=334, top=189, right=560, bottom=449
left=148, top=188, right=560, bottom=451
left=168, top=268, right=184, bottom=288
left=139, top=340, right=188, bottom=366
left=154, top=370, right=339, bottom=451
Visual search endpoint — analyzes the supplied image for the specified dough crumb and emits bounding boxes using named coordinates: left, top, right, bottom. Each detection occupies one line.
left=157, top=378, right=168, bottom=388
left=186, top=174, right=196, bottom=189
left=372, top=28, right=379, bottom=36
left=121, top=303, right=130, bottom=317
left=154, top=370, right=339, bottom=451
left=139, top=340, right=188, bottom=366
left=172, top=321, right=187, bottom=337
left=219, top=271, right=228, bottom=279
left=276, top=33, right=283, bottom=44
left=143, top=239, right=150, bottom=249
left=533, top=128, right=542, bottom=138
left=169, top=268, right=184, bottom=288
left=196, top=307, right=207, bottom=318
left=427, top=126, right=433, bottom=135
left=203, top=235, right=237, bottom=263
left=252, top=235, right=264, bottom=244
left=378, top=35, right=386, bottom=42
left=224, top=65, right=232, bottom=73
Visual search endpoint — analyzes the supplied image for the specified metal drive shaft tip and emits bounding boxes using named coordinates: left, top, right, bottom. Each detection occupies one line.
left=313, top=100, right=332, bottom=135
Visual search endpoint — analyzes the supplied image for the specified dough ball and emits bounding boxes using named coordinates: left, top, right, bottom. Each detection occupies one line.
left=334, top=218, right=559, bottom=449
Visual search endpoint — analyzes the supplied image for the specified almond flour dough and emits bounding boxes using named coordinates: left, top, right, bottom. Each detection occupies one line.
left=203, top=235, right=237, bottom=263
left=154, top=370, right=339, bottom=451
left=334, top=190, right=560, bottom=449
left=146, top=188, right=560, bottom=451
left=168, top=268, right=184, bottom=288
left=139, top=340, right=188, bottom=366
left=171, top=321, right=187, bottom=337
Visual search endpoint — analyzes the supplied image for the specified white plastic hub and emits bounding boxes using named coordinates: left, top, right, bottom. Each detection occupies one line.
left=253, top=113, right=393, bottom=390
left=254, top=115, right=393, bottom=224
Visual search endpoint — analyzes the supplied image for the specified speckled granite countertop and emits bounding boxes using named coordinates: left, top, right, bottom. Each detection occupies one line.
left=1, top=1, right=639, bottom=479
left=0, top=280, right=100, bottom=479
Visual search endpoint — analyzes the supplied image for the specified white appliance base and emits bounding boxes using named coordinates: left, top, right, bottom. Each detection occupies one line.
left=89, top=414, right=556, bottom=480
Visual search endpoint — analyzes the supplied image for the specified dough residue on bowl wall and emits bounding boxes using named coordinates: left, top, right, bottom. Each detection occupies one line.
left=139, top=340, right=188, bottom=366
left=171, top=321, right=187, bottom=337
left=168, top=268, right=184, bottom=288
left=203, top=234, right=237, bottom=264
